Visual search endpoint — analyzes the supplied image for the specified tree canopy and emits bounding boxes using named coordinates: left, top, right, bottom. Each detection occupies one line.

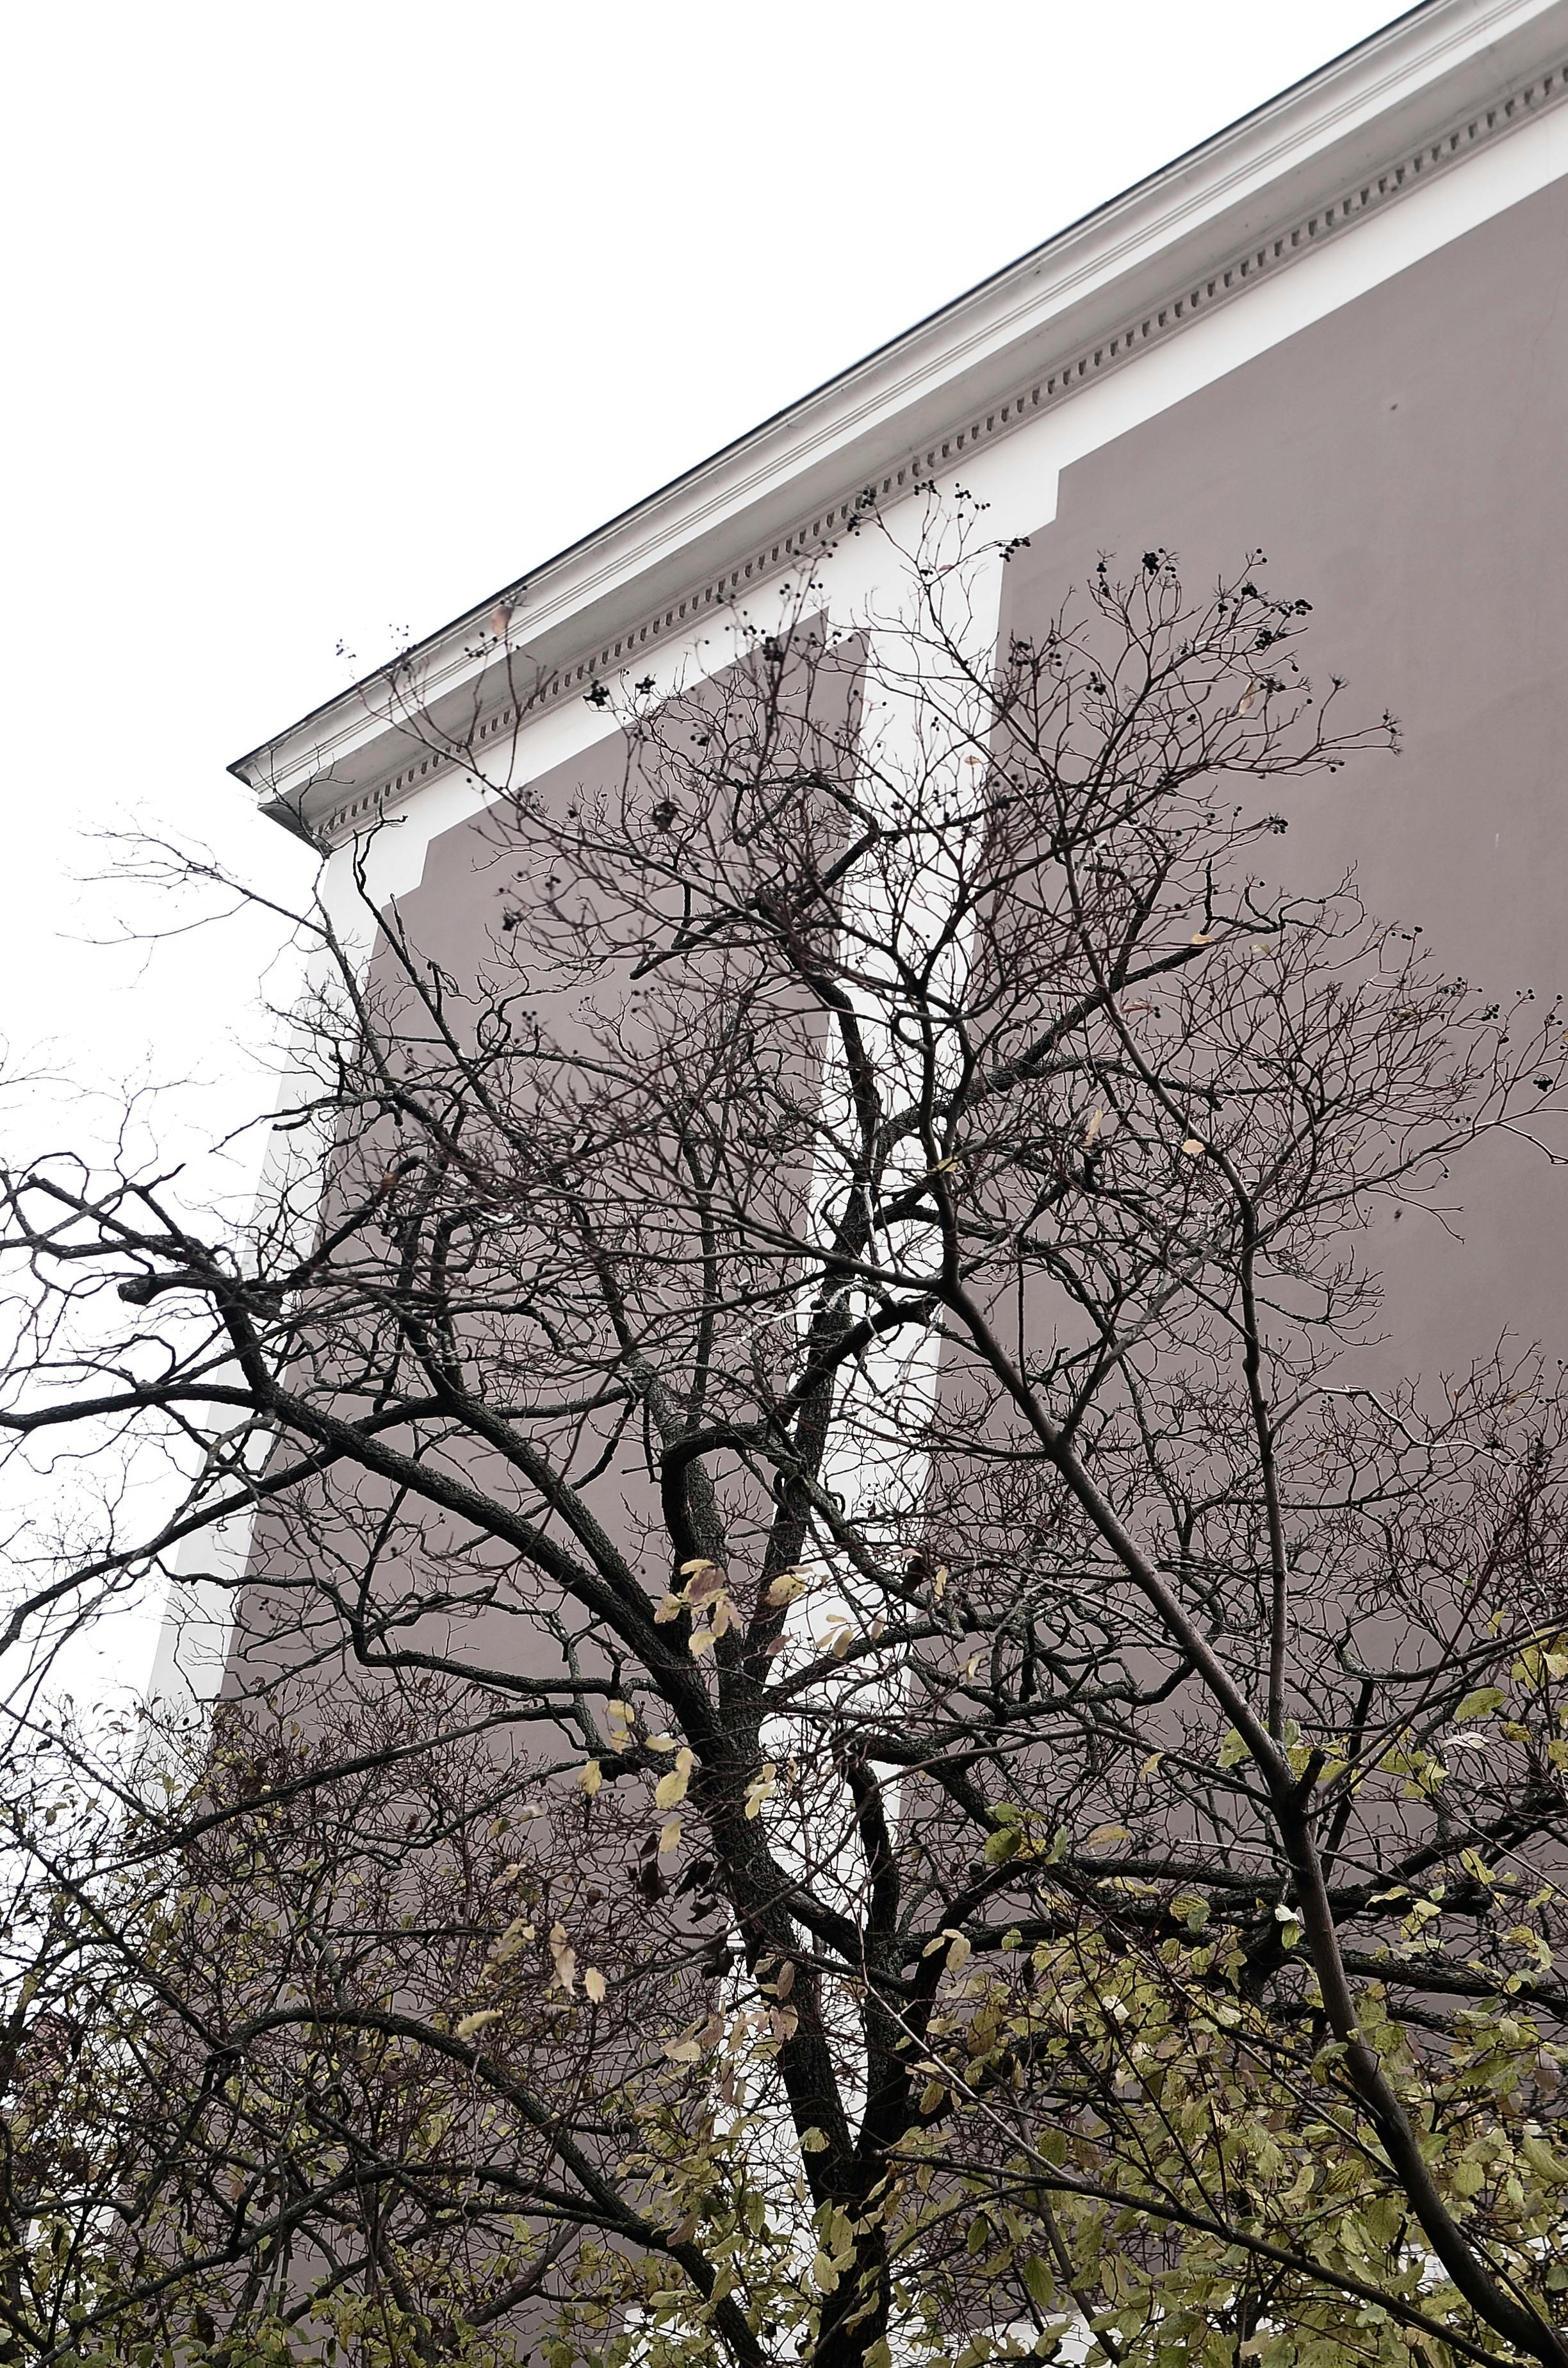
left=3, top=500, right=1567, bottom=2368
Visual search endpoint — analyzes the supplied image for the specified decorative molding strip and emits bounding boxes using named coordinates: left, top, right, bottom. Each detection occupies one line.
left=293, top=37, right=1568, bottom=849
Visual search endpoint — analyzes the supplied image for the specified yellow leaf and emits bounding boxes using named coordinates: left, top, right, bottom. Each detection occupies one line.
left=1082, top=1106, right=1104, bottom=1147
left=1086, top=1822, right=1131, bottom=1849
left=548, top=1923, right=576, bottom=1993
left=680, top=1558, right=715, bottom=1575
left=490, top=1916, right=534, bottom=1964
left=654, top=1748, right=694, bottom=1809
left=945, top=1932, right=972, bottom=1974
left=578, top=1759, right=603, bottom=1797
left=584, top=1967, right=607, bottom=2004
left=765, top=1570, right=806, bottom=1606
left=1189, top=932, right=1214, bottom=945
left=659, top=1817, right=682, bottom=1855
left=455, top=2010, right=503, bottom=2040
left=690, top=1627, right=717, bottom=1657
left=646, top=1733, right=676, bottom=1754
left=1180, top=1139, right=1205, bottom=1157
left=653, top=1595, right=682, bottom=1624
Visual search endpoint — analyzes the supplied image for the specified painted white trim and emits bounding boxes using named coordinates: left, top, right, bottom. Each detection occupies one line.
left=232, top=0, right=1568, bottom=843
left=145, top=1529, right=250, bottom=1720
left=942, top=81, right=1568, bottom=545
left=145, top=925, right=388, bottom=1720
left=294, top=62, right=1568, bottom=925
left=144, top=1016, right=331, bottom=1722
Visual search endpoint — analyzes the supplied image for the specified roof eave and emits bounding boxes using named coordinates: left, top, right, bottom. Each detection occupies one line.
left=232, top=0, right=1568, bottom=838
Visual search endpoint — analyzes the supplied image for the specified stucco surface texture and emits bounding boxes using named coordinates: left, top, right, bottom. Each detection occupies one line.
left=999, top=173, right=1568, bottom=1394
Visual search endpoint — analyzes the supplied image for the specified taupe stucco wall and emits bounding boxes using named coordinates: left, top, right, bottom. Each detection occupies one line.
left=999, top=172, right=1568, bottom=1392
left=222, top=175, right=1568, bottom=1692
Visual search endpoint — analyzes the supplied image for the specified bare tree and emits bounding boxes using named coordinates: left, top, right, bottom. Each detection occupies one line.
left=3, top=497, right=1567, bottom=2368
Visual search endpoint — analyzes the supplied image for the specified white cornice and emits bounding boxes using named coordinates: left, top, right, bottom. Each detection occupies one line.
left=233, top=0, right=1568, bottom=845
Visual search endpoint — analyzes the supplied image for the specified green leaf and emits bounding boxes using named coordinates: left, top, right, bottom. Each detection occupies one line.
left=1022, top=2256, right=1056, bottom=2311
left=1455, top=1686, right=1505, bottom=1722
left=1521, top=2133, right=1568, bottom=2185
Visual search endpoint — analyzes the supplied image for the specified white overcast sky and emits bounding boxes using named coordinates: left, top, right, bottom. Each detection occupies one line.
left=1, top=0, right=1412, bottom=1702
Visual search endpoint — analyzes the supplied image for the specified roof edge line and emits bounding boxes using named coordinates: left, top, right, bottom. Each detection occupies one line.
left=233, top=0, right=1567, bottom=825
